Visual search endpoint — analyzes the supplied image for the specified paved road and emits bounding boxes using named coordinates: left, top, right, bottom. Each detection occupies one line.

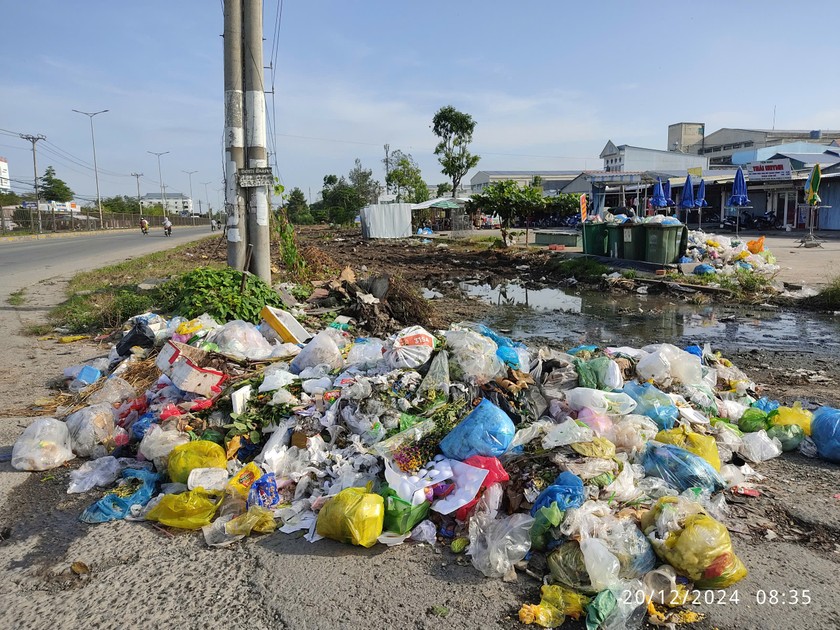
left=0, top=227, right=213, bottom=299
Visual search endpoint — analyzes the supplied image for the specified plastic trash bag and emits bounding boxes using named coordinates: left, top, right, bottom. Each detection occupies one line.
left=187, top=467, right=230, bottom=492
left=468, top=510, right=534, bottom=578
left=519, top=584, right=590, bottom=627
left=580, top=537, right=620, bottom=591
left=637, top=343, right=703, bottom=386
left=738, top=430, right=783, bottom=462
left=11, top=418, right=75, bottom=471
left=228, top=461, right=263, bottom=497
left=87, top=377, right=136, bottom=405
left=811, top=406, right=840, bottom=462
left=608, top=414, right=659, bottom=456
left=622, top=381, right=678, bottom=430
left=345, top=337, right=386, bottom=368
left=316, top=485, right=384, bottom=547
left=530, top=501, right=565, bottom=552
left=290, top=330, right=344, bottom=374
left=642, top=496, right=747, bottom=589
left=542, top=419, right=594, bottom=449
left=168, top=440, right=228, bottom=484
left=67, top=456, right=122, bottom=494
left=381, top=485, right=431, bottom=534
left=772, top=402, right=813, bottom=436
left=416, top=350, right=451, bottom=400
left=65, top=403, right=116, bottom=457
left=571, top=436, right=616, bottom=459
left=565, top=388, right=636, bottom=416
left=547, top=540, right=592, bottom=591
left=80, top=468, right=159, bottom=523
left=386, top=326, right=436, bottom=370
left=577, top=407, right=613, bottom=436
left=455, top=456, right=509, bottom=521
left=258, top=365, right=298, bottom=392
left=146, top=488, right=220, bottom=530
left=439, top=398, right=515, bottom=460
left=409, top=519, right=437, bottom=545
left=225, top=505, right=276, bottom=536
left=642, top=443, right=725, bottom=494
left=531, top=471, right=585, bottom=514
left=766, top=423, right=805, bottom=452
left=655, top=426, right=721, bottom=471
left=429, top=459, right=491, bottom=515
left=599, top=518, right=657, bottom=579
left=738, top=407, right=769, bottom=433
left=138, top=424, right=190, bottom=472
left=643, top=564, right=693, bottom=607
left=443, top=328, right=505, bottom=384
left=207, top=319, right=274, bottom=360
left=575, top=356, right=624, bottom=391
left=115, top=320, right=156, bottom=357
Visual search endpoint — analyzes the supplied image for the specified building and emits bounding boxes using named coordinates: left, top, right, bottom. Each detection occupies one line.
left=0, top=157, right=10, bottom=193
left=470, top=170, right=581, bottom=195
left=731, top=141, right=840, bottom=165
left=669, top=122, right=840, bottom=165
left=600, top=141, right=708, bottom=173
left=139, top=192, right=194, bottom=215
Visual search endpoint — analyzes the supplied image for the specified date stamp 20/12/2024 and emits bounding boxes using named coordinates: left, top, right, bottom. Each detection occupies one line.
left=621, top=588, right=813, bottom=607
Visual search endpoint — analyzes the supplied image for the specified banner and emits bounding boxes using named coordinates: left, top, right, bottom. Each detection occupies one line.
left=746, top=159, right=792, bottom=181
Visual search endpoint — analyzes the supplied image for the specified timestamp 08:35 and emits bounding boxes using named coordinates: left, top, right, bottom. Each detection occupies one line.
left=621, top=589, right=812, bottom=607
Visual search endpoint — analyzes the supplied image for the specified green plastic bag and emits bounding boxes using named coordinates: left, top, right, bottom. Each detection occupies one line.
left=380, top=485, right=430, bottom=535
left=766, top=423, right=805, bottom=451
left=738, top=407, right=769, bottom=433
left=530, top=501, right=564, bottom=551
left=547, top=541, right=592, bottom=592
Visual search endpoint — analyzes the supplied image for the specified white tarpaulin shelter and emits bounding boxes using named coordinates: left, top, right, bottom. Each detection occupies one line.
left=360, top=203, right=412, bottom=238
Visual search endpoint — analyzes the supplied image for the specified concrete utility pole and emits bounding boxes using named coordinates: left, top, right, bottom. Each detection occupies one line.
left=131, top=172, right=143, bottom=209
left=243, top=0, right=271, bottom=282
left=20, top=133, right=46, bottom=234
left=224, top=0, right=247, bottom=270
left=183, top=169, right=197, bottom=223
left=201, top=181, right=213, bottom=221
left=384, top=144, right=390, bottom=194
left=72, top=109, right=108, bottom=228
left=148, top=151, right=169, bottom=218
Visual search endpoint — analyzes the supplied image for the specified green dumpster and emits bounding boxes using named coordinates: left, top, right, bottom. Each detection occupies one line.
left=644, top=224, right=687, bottom=265
left=607, top=223, right=646, bottom=260
left=582, top=222, right=608, bottom=256
left=606, top=225, right=624, bottom=259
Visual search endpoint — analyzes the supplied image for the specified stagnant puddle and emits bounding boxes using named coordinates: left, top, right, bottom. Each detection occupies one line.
left=458, top=281, right=840, bottom=353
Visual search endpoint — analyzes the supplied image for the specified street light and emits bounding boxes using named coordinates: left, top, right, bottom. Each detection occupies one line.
left=147, top=150, right=170, bottom=218
left=183, top=169, right=197, bottom=221
left=72, top=108, right=108, bottom=228
left=201, top=181, right=213, bottom=222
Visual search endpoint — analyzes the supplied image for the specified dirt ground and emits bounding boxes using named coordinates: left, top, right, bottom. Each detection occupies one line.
left=1, top=228, right=839, bottom=630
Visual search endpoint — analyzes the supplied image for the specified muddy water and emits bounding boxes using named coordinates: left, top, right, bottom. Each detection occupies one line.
left=459, top=281, right=840, bottom=354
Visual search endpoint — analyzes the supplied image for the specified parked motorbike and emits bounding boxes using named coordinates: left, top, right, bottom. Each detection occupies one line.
left=722, top=211, right=757, bottom=232
left=755, top=211, right=780, bottom=230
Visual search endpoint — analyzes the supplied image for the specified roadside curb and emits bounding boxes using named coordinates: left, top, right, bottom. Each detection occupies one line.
left=0, top=228, right=138, bottom=244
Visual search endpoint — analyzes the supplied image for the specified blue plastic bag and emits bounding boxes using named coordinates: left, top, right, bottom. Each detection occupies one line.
left=247, top=472, right=281, bottom=509
left=693, top=264, right=716, bottom=275
left=752, top=397, right=780, bottom=414
left=531, top=471, right=585, bottom=515
left=568, top=344, right=599, bottom=356
left=684, top=345, right=703, bottom=358
left=495, top=345, right=521, bottom=369
left=80, top=468, right=159, bottom=523
left=130, top=412, right=156, bottom=441
left=811, top=406, right=840, bottom=463
left=622, top=381, right=678, bottom=430
left=439, top=398, right=515, bottom=460
left=642, top=443, right=725, bottom=494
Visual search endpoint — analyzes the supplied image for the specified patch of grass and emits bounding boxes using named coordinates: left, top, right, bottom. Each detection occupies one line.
left=7, top=289, right=26, bottom=306
left=22, top=323, right=54, bottom=336
left=50, top=290, right=158, bottom=333
left=547, top=256, right=610, bottom=282
left=621, top=269, right=638, bottom=280
left=804, top=275, right=840, bottom=310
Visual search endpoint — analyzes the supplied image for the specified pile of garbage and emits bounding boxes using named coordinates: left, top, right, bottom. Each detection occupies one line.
left=11, top=309, right=840, bottom=629
left=683, top=232, right=779, bottom=277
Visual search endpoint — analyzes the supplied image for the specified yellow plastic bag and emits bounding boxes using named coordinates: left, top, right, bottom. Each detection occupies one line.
left=225, top=505, right=276, bottom=536
left=655, top=426, right=721, bottom=471
left=518, top=584, right=590, bottom=627
left=644, top=497, right=747, bottom=589
left=315, top=485, right=384, bottom=547
left=570, top=436, right=616, bottom=459
left=746, top=235, right=765, bottom=254
left=228, top=462, right=263, bottom=497
left=146, top=489, right=220, bottom=530
left=168, top=440, right=227, bottom=484
left=772, top=402, right=813, bottom=436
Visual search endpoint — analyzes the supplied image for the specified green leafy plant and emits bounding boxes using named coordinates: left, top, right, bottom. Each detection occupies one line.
left=165, top=266, right=283, bottom=323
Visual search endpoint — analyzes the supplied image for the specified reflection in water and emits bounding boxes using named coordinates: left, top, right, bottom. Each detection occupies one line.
left=459, top=281, right=840, bottom=353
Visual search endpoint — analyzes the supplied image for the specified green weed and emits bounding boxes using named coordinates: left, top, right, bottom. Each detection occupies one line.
left=804, top=275, right=840, bottom=310
left=7, top=289, right=26, bottom=306
left=548, top=257, right=610, bottom=282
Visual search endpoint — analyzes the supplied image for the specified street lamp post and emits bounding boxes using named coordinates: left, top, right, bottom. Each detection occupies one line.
left=183, top=169, right=197, bottom=224
left=147, top=150, right=170, bottom=218
left=72, top=109, right=108, bottom=228
left=201, top=181, right=213, bottom=223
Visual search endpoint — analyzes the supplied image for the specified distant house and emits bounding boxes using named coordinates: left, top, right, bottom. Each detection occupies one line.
left=600, top=141, right=707, bottom=173
left=140, top=192, right=194, bottom=215
left=470, top=170, right=582, bottom=195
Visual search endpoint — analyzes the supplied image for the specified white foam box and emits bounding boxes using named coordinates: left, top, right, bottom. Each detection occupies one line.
left=156, top=340, right=227, bottom=397
left=260, top=305, right=312, bottom=344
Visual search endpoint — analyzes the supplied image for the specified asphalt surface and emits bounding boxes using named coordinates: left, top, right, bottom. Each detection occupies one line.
left=0, top=227, right=213, bottom=299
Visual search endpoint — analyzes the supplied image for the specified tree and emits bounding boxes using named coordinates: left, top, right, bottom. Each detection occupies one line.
left=101, top=195, right=141, bottom=214
left=436, top=183, right=452, bottom=198
left=286, top=187, right=314, bottom=224
left=322, top=174, right=363, bottom=225
left=467, top=180, right=543, bottom=247
left=0, top=191, right=21, bottom=207
left=432, top=105, right=480, bottom=198
left=39, top=166, right=74, bottom=202
left=348, top=158, right=380, bottom=204
left=543, top=193, right=580, bottom=220
left=386, top=150, right=428, bottom=203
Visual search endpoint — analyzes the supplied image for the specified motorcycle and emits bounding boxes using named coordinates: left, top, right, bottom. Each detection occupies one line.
left=755, top=210, right=780, bottom=230
left=164, top=224, right=172, bottom=237
left=722, top=211, right=757, bottom=232
left=140, top=224, right=149, bottom=236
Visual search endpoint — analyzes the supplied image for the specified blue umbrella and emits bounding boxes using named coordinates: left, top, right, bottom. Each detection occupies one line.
left=728, top=167, right=751, bottom=206
left=650, top=178, right=669, bottom=208
left=679, top=174, right=695, bottom=209
left=662, top=180, right=676, bottom=206
left=694, top=179, right=708, bottom=208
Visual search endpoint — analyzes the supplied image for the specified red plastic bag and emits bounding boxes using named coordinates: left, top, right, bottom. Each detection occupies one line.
left=455, top=456, right=509, bottom=521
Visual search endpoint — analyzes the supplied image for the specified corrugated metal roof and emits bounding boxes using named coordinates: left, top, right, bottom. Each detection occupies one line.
left=771, top=152, right=840, bottom=165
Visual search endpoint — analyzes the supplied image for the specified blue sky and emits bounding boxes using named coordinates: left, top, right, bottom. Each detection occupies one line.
left=2, top=1, right=840, bottom=208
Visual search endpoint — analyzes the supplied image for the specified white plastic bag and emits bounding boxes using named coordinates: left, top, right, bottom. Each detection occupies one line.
left=187, top=467, right=230, bottom=491
left=608, top=414, right=660, bottom=456
left=290, top=330, right=344, bottom=374
left=580, top=537, right=621, bottom=591
left=138, top=423, right=189, bottom=472
left=208, top=320, right=275, bottom=361
left=565, top=388, right=636, bottom=416
left=345, top=338, right=386, bottom=369
left=638, top=343, right=703, bottom=386
left=386, top=326, right=436, bottom=370
left=67, top=456, right=122, bottom=493
left=443, top=329, right=504, bottom=384
left=11, top=418, right=75, bottom=471
left=410, top=519, right=437, bottom=545
left=64, top=403, right=116, bottom=457
left=87, top=377, right=136, bottom=405
left=258, top=365, right=297, bottom=393
left=738, top=430, right=783, bottom=462
left=542, top=419, right=594, bottom=449
left=467, top=511, right=535, bottom=578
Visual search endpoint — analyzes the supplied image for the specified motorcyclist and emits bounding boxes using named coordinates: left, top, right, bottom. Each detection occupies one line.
left=163, top=216, right=172, bottom=236
left=140, top=217, right=149, bottom=235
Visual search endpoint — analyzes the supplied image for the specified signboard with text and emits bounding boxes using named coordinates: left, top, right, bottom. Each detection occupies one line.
left=237, top=167, right=274, bottom=188
left=746, top=159, right=792, bottom=181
